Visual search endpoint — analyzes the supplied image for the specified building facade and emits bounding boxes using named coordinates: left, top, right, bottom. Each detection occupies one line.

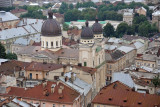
left=0, top=0, right=13, bottom=7
left=123, top=12, right=134, bottom=25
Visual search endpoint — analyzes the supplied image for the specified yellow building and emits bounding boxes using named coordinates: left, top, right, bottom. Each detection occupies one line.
left=136, top=7, right=147, bottom=16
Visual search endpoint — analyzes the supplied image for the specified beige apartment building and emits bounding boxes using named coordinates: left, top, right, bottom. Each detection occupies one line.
left=106, top=50, right=126, bottom=81
left=136, top=7, right=147, bottom=16
left=123, top=12, right=134, bottom=25
left=135, top=46, right=160, bottom=70
left=106, top=46, right=136, bottom=81
left=152, top=10, right=160, bottom=31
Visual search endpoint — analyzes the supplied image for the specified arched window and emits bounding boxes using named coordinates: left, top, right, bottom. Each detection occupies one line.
left=56, top=41, right=58, bottom=47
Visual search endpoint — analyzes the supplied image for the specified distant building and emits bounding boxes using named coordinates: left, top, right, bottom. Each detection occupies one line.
left=122, top=35, right=149, bottom=51
left=152, top=10, right=160, bottom=31
left=0, top=97, right=36, bottom=107
left=60, top=72, right=92, bottom=107
left=0, top=81, right=81, bottom=107
left=145, top=0, right=159, bottom=4
left=52, top=3, right=61, bottom=10
left=0, top=0, right=13, bottom=7
left=0, top=11, right=19, bottom=30
left=92, top=81, right=160, bottom=107
left=135, top=47, right=160, bottom=69
left=10, top=8, right=28, bottom=18
left=123, top=12, right=134, bottom=25
left=118, top=8, right=134, bottom=15
left=136, top=7, right=147, bottom=16
left=0, top=18, right=43, bottom=53
left=112, top=72, right=158, bottom=94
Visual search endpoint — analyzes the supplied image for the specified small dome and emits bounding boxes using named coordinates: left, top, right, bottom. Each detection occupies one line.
left=41, top=10, right=61, bottom=36
left=92, top=18, right=103, bottom=34
left=81, top=21, right=94, bottom=39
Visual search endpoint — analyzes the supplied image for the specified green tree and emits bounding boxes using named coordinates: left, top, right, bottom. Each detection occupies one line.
left=80, top=8, right=96, bottom=20
left=103, top=23, right=115, bottom=37
left=63, top=23, right=69, bottom=31
left=59, top=2, right=68, bottom=14
left=152, top=75, right=160, bottom=94
left=133, top=15, right=147, bottom=25
left=69, top=4, right=74, bottom=9
left=6, top=53, right=17, bottom=60
left=98, top=11, right=123, bottom=21
left=42, top=3, right=52, bottom=9
left=64, top=9, right=81, bottom=21
left=0, top=6, right=15, bottom=12
left=52, top=9, right=58, bottom=13
left=116, top=22, right=128, bottom=37
left=127, top=25, right=135, bottom=35
left=138, top=22, right=149, bottom=37
left=0, top=43, right=6, bottom=58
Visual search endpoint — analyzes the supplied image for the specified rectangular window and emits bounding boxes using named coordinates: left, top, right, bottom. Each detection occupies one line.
left=84, top=62, right=87, bottom=66
left=43, top=103, right=45, bottom=107
left=93, top=61, right=94, bottom=66
left=152, top=64, right=154, bottom=67
left=53, top=104, right=55, bottom=107
left=46, top=42, right=48, bottom=47
left=29, top=73, right=32, bottom=79
left=56, top=41, right=58, bottom=47
left=63, top=105, right=65, bottom=107
left=51, top=42, right=53, bottom=47
left=110, top=65, right=112, bottom=69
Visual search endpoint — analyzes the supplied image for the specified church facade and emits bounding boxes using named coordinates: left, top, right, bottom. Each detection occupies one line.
left=15, top=10, right=106, bottom=93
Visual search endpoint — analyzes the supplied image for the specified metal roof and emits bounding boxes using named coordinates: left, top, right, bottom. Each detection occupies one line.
left=0, top=11, right=19, bottom=22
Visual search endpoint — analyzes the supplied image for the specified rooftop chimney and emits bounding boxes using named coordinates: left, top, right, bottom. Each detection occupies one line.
left=71, top=72, right=75, bottom=83
left=43, top=81, right=47, bottom=88
left=58, top=85, right=64, bottom=94
left=51, top=84, right=56, bottom=93
left=65, top=76, right=69, bottom=82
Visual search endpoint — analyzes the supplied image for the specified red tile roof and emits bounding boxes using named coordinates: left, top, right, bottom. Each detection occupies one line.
left=2, top=81, right=80, bottom=104
left=32, top=42, right=41, bottom=46
left=25, top=62, right=63, bottom=71
left=73, top=65, right=97, bottom=75
left=62, top=38, right=78, bottom=46
left=67, top=29, right=81, bottom=36
left=0, top=60, right=29, bottom=75
left=92, top=81, right=160, bottom=107
left=10, top=9, right=27, bottom=14
left=5, top=87, right=25, bottom=97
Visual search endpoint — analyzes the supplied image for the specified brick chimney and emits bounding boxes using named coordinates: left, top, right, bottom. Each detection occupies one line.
left=43, top=81, right=47, bottom=88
